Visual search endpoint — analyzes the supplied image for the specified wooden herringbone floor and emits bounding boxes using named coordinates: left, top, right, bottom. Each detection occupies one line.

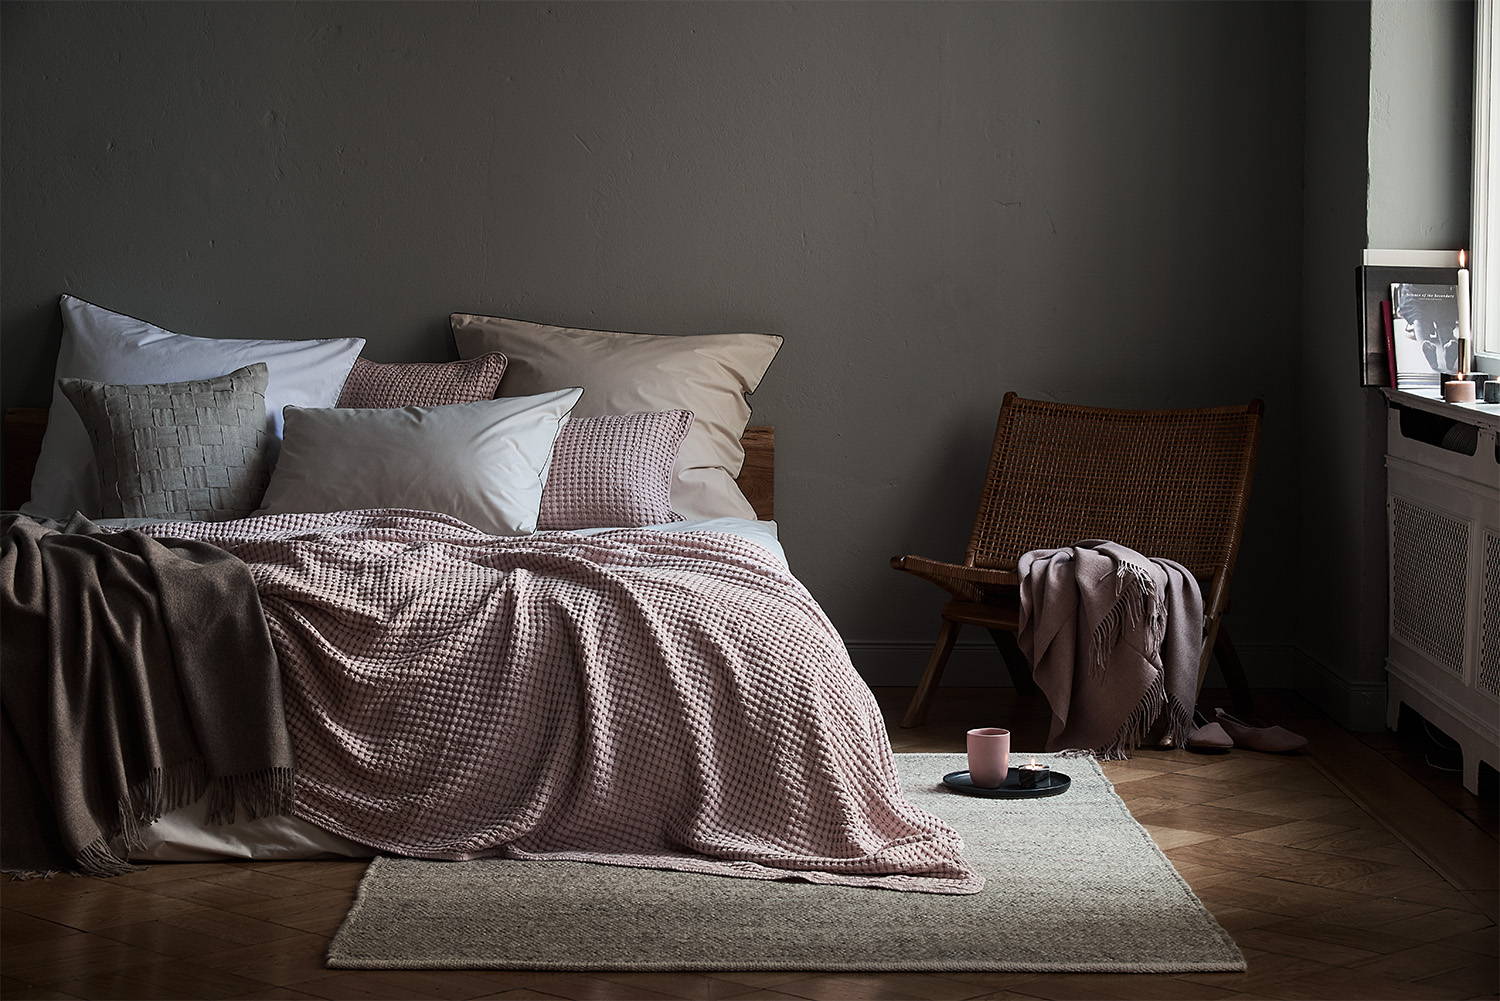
left=2, top=687, right=1496, bottom=1001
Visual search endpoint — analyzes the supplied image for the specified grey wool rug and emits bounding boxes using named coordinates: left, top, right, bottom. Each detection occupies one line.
left=327, top=753, right=1244, bottom=972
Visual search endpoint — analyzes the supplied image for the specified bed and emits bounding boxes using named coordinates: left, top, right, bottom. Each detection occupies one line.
left=2, top=305, right=981, bottom=895
left=4, top=408, right=781, bottom=862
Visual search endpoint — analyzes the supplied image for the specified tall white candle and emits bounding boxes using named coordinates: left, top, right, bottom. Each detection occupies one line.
left=1458, top=250, right=1472, bottom=343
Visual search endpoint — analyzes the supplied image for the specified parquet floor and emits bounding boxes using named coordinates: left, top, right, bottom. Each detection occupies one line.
left=2, top=687, right=1495, bottom=1001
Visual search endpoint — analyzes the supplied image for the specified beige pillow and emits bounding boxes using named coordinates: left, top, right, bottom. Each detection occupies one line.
left=451, top=314, right=781, bottom=521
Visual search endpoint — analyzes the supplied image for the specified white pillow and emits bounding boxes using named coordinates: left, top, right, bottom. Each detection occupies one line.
left=24, top=296, right=365, bottom=519
left=257, top=389, right=583, bottom=536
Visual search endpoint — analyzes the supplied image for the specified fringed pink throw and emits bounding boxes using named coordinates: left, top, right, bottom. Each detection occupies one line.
left=1017, top=540, right=1203, bottom=760
left=149, top=510, right=981, bottom=895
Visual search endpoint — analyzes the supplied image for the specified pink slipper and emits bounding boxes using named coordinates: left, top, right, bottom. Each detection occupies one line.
left=1186, top=709, right=1233, bottom=754
left=1214, top=708, right=1308, bottom=754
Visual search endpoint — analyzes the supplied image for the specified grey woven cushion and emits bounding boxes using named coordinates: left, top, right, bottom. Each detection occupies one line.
left=59, top=363, right=272, bottom=521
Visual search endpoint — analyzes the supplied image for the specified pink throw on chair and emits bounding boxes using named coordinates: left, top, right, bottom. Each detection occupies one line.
left=1017, top=540, right=1203, bottom=760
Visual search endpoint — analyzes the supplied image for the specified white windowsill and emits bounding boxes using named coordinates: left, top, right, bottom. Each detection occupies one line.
left=1380, top=386, right=1500, bottom=431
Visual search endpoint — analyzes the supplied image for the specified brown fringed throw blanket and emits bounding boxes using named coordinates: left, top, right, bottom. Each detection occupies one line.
left=1, top=515, right=293, bottom=876
left=1017, top=540, right=1203, bottom=760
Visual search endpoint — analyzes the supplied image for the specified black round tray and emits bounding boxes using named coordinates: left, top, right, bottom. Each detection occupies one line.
left=942, top=767, right=1071, bottom=799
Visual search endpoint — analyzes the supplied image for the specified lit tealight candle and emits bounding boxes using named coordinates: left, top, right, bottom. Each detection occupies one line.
left=1017, top=759, right=1050, bottom=789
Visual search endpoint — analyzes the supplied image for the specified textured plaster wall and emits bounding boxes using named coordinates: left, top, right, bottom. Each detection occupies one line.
left=1368, top=0, right=1475, bottom=250
left=1, top=1, right=1307, bottom=682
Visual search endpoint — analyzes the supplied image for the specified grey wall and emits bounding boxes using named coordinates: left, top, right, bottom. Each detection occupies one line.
left=1293, top=0, right=1474, bottom=731
left=1299, top=1, right=1382, bottom=728
left=1368, top=0, right=1475, bottom=249
left=1, top=1, right=1307, bottom=683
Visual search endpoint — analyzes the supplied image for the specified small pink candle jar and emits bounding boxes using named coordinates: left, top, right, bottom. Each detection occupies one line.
left=966, top=727, right=1011, bottom=788
left=1443, top=380, right=1477, bottom=403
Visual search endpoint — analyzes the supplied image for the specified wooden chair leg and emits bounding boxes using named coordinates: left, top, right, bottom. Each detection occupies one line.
left=1195, top=617, right=1218, bottom=708
left=901, top=619, right=960, bottom=728
left=1213, top=619, right=1256, bottom=718
left=987, top=628, right=1040, bottom=696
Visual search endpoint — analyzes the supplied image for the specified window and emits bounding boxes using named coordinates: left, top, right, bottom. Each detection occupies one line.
left=1476, top=0, right=1500, bottom=356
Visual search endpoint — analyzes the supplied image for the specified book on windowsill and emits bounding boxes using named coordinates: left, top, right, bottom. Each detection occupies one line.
left=1382, top=299, right=1395, bottom=388
left=1391, top=282, right=1460, bottom=393
left=1355, top=264, right=1459, bottom=386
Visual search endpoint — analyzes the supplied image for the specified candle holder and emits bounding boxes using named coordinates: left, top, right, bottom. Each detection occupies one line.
left=942, top=766, right=1071, bottom=799
left=1017, top=762, right=1051, bottom=789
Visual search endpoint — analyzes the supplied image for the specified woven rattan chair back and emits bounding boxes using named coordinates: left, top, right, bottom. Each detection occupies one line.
left=966, top=394, right=1262, bottom=584
left=893, top=392, right=1263, bottom=728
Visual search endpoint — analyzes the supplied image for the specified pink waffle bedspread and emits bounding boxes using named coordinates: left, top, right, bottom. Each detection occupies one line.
left=146, top=510, right=981, bottom=894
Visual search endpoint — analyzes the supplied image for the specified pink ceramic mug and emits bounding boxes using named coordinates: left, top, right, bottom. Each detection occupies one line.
left=966, top=727, right=1011, bottom=788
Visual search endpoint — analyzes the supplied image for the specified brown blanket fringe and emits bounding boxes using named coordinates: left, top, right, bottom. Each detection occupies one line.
left=75, top=838, right=140, bottom=878
left=204, top=766, right=296, bottom=827
left=82, top=761, right=295, bottom=876
left=8, top=762, right=296, bottom=879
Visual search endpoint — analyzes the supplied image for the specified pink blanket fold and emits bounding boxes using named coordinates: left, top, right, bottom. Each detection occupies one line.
left=147, top=510, right=981, bottom=895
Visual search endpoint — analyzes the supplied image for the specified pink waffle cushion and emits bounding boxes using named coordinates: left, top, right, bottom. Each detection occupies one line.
left=539, top=410, right=694, bottom=531
left=336, top=353, right=507, bottom=408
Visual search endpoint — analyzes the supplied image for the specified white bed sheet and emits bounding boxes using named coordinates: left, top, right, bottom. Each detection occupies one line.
left=571, top=516, right=786, bottom=568
left=125, top=516, right=783, bottom=862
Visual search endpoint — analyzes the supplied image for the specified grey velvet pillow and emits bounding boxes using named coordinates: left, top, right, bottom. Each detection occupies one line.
left=59, top=363, right=272, bottom=521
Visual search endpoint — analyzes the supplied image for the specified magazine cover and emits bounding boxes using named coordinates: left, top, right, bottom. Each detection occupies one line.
left=1391, top=283, right=1459, bottom=392
left=1355, top=265, right=1458, bottom=386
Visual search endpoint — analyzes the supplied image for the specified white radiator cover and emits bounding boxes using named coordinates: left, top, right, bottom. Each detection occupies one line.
left=1385, top=404, right=1500, bottom=794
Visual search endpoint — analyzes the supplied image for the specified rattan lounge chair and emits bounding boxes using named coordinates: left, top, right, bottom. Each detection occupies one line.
left=892, top=392, right=1263, bottom=729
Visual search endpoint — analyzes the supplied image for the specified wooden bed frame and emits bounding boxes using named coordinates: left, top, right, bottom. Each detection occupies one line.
left=2, top=408, right=775, bottom=521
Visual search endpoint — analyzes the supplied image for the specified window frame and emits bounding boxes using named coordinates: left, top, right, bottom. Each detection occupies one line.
left=1475, top=0, right=1500, bottom=361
